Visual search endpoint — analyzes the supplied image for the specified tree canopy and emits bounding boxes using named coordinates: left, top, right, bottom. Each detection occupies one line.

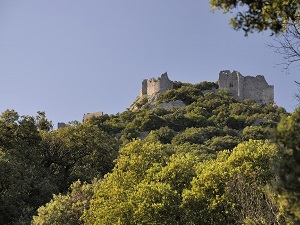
left=0, top=81, right=298, bottom=224
left=210, top=0, right=300, bottom=35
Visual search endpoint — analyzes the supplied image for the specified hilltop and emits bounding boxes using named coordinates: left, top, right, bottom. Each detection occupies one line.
left=129, top=70, right=274, bottom=111
left=85, top=71, right=283, bottom=144
left=1, top=71, right=299, bottom=225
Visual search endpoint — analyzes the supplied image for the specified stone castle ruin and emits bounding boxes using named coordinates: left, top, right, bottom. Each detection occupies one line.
left=79, top=70, right=274, bottom=125
left=140, top=72, right=173, bottom=99
left=218, top=70, right=274, bottom=104
left=137, top=70, right=274, bottom=105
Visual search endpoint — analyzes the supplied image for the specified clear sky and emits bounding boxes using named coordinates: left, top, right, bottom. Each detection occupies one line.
left=0, top=1, right=298, bottom=127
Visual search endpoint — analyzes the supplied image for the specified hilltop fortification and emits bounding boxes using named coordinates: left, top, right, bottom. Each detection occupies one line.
left=218, top=70, right=274, bottom=104
left=133, top=70, right=274, bottom=110
left=140, top=72, right=173, bottom=98
left=60, top=70, right=274, bottom=128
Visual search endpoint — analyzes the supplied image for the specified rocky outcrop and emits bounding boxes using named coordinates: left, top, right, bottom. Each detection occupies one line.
left=158, top=100, right=186, bottom=109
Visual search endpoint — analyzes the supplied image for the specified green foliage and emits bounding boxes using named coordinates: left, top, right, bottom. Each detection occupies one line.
left=242, top=126, right=269, bottom=141
left=0, top=84, right=291, bottom=224
left=83, top=139, right=281, bottom=225
left=145, top=126, right=176, bottom=144
left=36, top=111, right=53, bottom=131
left=0, top=111, right=57, bottom=225
left=181, top=140, right=280, bottom=224
left=184, top=109, right=208, bottom=127
left=90, top=83, right=286, bottom=142
left=172, top=81, right=189, bottom=89
left=172, top=143, right=216, bottom=161
left=163, top=110, right=192, bottom=131
left=172, top=81, right=218, bottom=91
left=130, top=181, right=181, bottom=224
left=273, top=107, right=300, bottom=223
left=40, top=122, right=120, bottom=192
left=147, top=152, right=200, bottom=194
left=135, top=96, right=148, bottom=109
left=32, top=180, right=96, bottom=225
left=172, top=126, right=238, bottom=148
left=83, top=140, right=170, bottom=224
left=140, top=112, right=165, bottom=131
left=194, top=81, right=219, bottom=90
left=88, top=114, right=124, bottom=135
left=157, top=84, right=204, bottom=105
left=205, top=135, right=240, bottom=151
left=0, top=110, right=120, bottom=224
left=83, top=140, right=205, bottom=225
left=210, top=0, right=300, bottom=35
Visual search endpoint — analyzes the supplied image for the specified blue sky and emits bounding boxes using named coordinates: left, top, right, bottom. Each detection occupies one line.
left=0, top=1, right=298, bottom=126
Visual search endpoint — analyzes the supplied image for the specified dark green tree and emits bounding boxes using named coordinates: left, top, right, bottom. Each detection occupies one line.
left=0, top=111, right=57, bottom=225
left=40, top=122, right=120, bottom=192
left=273, top=107, right=300, bottom=223
left=210, top=0, right=300, bottom=35
left=32, top=180, right=97, bottom=225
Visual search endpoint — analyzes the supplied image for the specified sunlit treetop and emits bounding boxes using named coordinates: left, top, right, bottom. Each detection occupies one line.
left=210, top=0, right=300, bottom=35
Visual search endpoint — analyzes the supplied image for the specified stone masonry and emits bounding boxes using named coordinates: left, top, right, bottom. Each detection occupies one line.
left=82, top=70, right=274, bottom=119
left=138, top=71, right=274, bottom=105
left=140, top=72, right=173, bottom=97
left=83, top=111, right=104, bottom=122
left=218, top=70, right=274, bottom=104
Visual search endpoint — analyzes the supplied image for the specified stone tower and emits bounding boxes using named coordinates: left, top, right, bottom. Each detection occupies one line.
left=140, top=72, right=173, bottom=97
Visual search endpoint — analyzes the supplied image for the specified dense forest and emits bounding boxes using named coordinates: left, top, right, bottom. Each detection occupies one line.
left=0, top=81, right=299, bottom=224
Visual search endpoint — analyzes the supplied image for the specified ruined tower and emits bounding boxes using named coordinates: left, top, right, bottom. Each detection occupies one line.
left=140, top=72, right=173, bottom=97
left=218, top=70, right=274, bottom=104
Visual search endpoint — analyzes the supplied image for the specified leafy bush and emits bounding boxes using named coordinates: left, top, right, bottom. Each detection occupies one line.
left=32, top=180, right=98, bottom=225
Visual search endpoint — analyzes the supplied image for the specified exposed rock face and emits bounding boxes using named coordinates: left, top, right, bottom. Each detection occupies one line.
left=139, top=131, right=150, bottom=140
left=251, top=118, right=269, bottom=126
left=158, top=100, right=186, bottom=109
left=218, top=70, right=274, bottom=104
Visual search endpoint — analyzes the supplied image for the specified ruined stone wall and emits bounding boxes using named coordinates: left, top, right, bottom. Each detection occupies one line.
left=219, top=70, right=241, bottom=100
left=218, top=70, right=274, bottom=104
left=137, top=70, right=273, bottom=107
left=262, top=87, right=274, bottom=104
left=140, top=72, right=173, bottom=97
left=159, top=73, right=173, bottom=93
left=243, top=75, right=274, bottom=104
left=83, top=111, right=104, bottom=122
left=146, top=78, right=161, bottom=96
left=141, top=79, right=147, bottom=95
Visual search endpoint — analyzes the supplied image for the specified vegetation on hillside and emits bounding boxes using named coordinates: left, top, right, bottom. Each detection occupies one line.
left=0, top=82, right=299, bottom=224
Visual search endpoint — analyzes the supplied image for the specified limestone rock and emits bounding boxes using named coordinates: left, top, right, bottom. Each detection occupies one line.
left=158, top=100, right=186, bottom=109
